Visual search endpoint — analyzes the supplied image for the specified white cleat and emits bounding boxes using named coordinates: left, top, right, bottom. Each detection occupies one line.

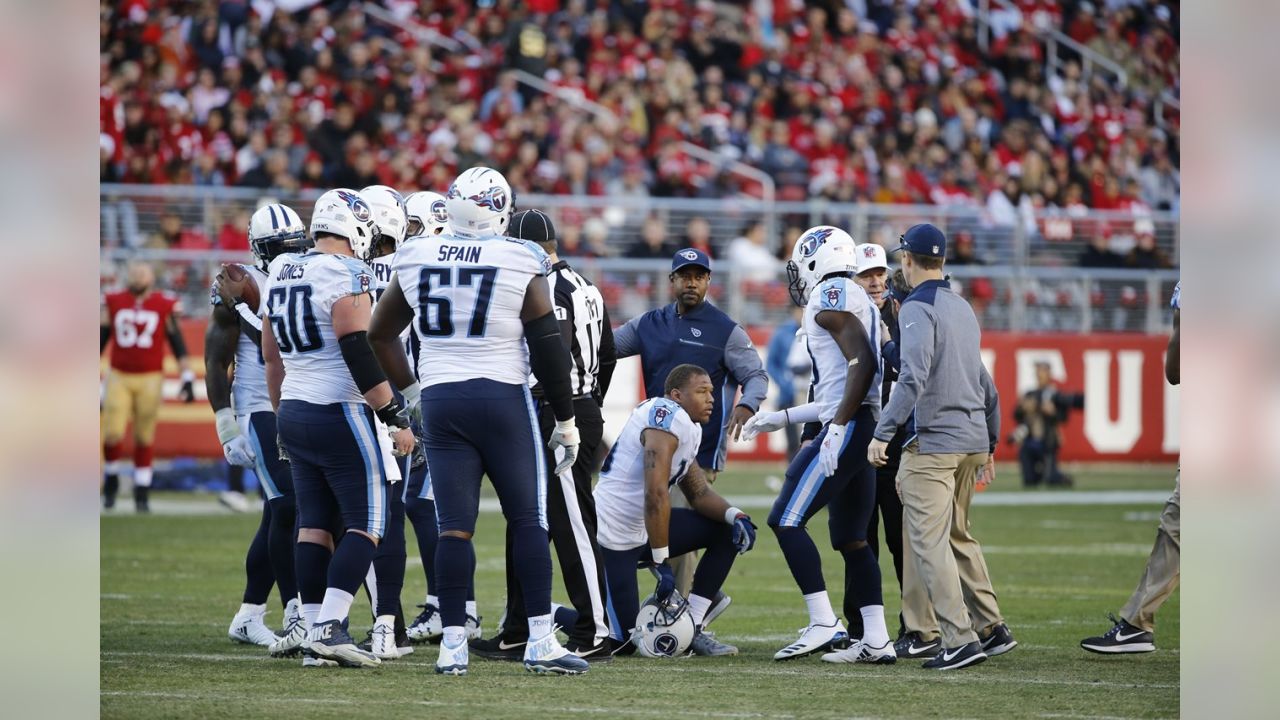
left=435, top=637, right=469, bottom=676
left=407, top=603, right=443, bottom=643
left=229, top=608, right=279, bottom=647
left=523, top=630, right=589, bottom=675
left=218, top=490, right=251, bottom=513
left=466, top=614, right=483, bottom=641
left=773, top=620, right=849, bottom=661
left=307, top=620, right=380, bottom=668
left=822, top=638, right=898, bottom=664
left=282, top=598, right=302, bottom=634
left=368, top=615, right=401, bottom=661
left=271, top=617, right=307, bottom=657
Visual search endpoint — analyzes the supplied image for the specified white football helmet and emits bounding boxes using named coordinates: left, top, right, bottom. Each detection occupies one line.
left=310, top=188, right=378, bottom=260
left=404, top=190, right=449, bottom=240
left=361, top=184, right=408, bottom=254
left=632, top=593, right=696, bottom=658
left=247, top=202, right=312, bottom=267
left=787, top=225, right=857, bottom=306
left=445, top=167, right=515, bottom=236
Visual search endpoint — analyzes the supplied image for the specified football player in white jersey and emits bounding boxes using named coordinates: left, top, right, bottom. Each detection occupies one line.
left=261, top=188, right=416, bottom=669
left=742, top=227, right=896, bottom=664
left=368, top=166, right=589, bottom=676
left=207, top=203, right=312, bottom=649
left=594, top=364, right=757, bottom=656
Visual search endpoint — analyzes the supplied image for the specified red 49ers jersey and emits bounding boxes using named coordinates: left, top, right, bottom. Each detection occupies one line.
left=103, top=290, right=182, bottom=373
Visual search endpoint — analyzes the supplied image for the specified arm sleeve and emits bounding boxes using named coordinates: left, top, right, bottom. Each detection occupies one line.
left=612, top=316, right=642, bottom=358
left=165, top=314, right=189, bottom=359
left=234, top=302, right=263, bottom=346
left=725, top=325, right=769, bottom=412
left=596, top=303, right=617, bottom=401
left=981, top=366, right=1000, bottom=453
left=525, top=311, right=575, bottom=421
left=874, top=302, right=934, bottom=441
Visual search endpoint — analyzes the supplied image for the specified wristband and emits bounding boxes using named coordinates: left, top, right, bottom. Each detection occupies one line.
left=650, top=546, right=669, bottom=565
left=180, top=369, right=196, bottom=383
left=400, top=380, right=421, bottom=405
left=724, top=506, right=745, bottom=525
left=376, top=398, right=411, bottom=430
left=214, top=408, right=240, bottom=444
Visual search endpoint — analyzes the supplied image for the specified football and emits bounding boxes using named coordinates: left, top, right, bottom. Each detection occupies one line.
left=220, top=263, right=260, bottom=313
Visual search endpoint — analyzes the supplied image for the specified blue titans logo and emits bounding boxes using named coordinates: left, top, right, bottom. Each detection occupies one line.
left=798, top=227, right=835, bottom=257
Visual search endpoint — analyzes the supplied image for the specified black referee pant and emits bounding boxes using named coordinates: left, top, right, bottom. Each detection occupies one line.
left=500, top=396, right=608, bottom=646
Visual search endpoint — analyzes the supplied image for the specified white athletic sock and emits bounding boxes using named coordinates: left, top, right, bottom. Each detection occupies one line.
left=465, top=600, right=477, bottom=618
left=859, top=605, right=890, bottom=647
left=803, top=591, right=838, bottom=626
left=237, top=602, right=266, bottom=618
left=316, top=588, right=355, bottom=625
left=133, top=467, right=153, bottom=488
left=427, top=594, right=439, bottom=608
left=104, top=461, right=122, bottom=475
left=528, top=613, right=552, bottom=640
left=687, top=594, right=712, bottom=628
left=302, top=603, right=321, bottom=627
left=442, top=626, right=465, bottom=646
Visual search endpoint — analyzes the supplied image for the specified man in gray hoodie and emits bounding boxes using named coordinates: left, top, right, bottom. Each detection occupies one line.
left=867, top=224, right=1015, bottom=671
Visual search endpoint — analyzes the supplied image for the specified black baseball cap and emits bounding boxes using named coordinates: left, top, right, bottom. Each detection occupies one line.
left=896, top=223, right=947, bottom=258
left=509, top=209, right=556, bottom=244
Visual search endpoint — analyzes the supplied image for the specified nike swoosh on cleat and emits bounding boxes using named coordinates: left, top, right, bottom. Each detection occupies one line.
left=1114, top=631, right=1147, bottom=642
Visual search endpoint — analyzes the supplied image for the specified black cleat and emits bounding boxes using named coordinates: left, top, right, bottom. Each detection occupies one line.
left=894, top=631, right=942, bottom=659
left=979, top=623, right=1018, bottom=657
left=922, top=641, right=988, bottom=670
left=565, top=639, right=614, bottom=663
left=103, top=474, right=119, bottom=509
left=1081, top=614, right=1155, bottom=654
left=470, top=634, right=526, bottom=662
left=133, top=486, right=150, bottom=513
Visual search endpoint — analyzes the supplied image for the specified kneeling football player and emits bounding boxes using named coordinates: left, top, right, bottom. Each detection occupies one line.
left=594, top=364, right=757, bottom=656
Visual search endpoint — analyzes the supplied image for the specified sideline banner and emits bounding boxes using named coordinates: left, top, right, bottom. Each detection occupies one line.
left=124, top=321, right=1177, bottom=463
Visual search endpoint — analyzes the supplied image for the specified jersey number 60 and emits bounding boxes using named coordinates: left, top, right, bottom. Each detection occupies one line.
left=416, top=266, right=498, bottom=338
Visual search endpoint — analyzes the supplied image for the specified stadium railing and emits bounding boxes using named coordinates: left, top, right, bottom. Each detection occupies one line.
left=100, top=184, right=1178, bottom=334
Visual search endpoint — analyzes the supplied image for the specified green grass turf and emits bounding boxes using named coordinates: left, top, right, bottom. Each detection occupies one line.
left=102, top=463, right=1179, bottom=719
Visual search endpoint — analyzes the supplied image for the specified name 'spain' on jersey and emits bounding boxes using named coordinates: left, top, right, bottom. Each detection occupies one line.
left=210, top=264, right=272, bottom=416
left=103, top=289, right=181, bottom=373
left=593, top=398, right=702, bottom=551
left=804, top=277, right=882, bottom=424
left=262, top=252, right=375, bottom=405
left=392, top=232, right=552, bottom=388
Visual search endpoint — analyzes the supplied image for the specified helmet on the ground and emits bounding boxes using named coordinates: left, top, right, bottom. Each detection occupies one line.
left=247, top=203, right=312, bottom=266
left=445, top=167, right=515, bottom=236
left=404, top=190, right=449, bottom=239
left=632, top=593, right=696, bottom=658
left=787, top=225, right=856, bottom=306
left=310, top=188, right=378, bottom=260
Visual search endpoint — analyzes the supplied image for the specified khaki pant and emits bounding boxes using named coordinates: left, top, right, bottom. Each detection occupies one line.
left=101, top=370, right=164, bottom=446
left=671, top=469, right=717, bottom=597
left=1120, top=473, right=1180, bottom=632
left=898, top=445, right=1004, bottom=647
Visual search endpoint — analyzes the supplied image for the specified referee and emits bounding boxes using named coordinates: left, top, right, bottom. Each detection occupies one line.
left=472, top=209, right=618, bottom=662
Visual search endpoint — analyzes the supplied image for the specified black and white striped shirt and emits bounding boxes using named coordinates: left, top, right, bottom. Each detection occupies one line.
left=535, top=260, right=616, bottom=399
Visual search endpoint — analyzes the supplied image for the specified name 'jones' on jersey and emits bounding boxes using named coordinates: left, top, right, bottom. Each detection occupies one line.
left=262, top=252, right=375, bottom=405
left=393, top=233, right=553, bottom=387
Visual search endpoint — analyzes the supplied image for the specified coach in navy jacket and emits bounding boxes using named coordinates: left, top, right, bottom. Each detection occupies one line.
left=614, top=248, right=769, bottom=473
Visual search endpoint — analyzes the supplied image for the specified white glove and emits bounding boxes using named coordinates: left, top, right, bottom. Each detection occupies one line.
left=548, top=418, right=580, bottom=476
left=819, top=423, right=846, bottom=478
left=741, top=410, right=788, bottom=441
left=215, top=409, right=256, bottom=468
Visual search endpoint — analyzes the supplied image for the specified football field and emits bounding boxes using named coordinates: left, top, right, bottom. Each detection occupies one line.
left=101, top=463, right=1179, bottom=719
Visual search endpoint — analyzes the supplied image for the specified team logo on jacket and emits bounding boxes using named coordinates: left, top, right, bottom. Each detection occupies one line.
left=824, top=284, right=843, bottom=308
left=798, top=227, right=834, bottom=257
left=690, top=327, right=702, bottom=338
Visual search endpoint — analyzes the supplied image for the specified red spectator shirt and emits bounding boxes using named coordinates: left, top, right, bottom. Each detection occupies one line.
left=103, top=290, right=182, bottom=374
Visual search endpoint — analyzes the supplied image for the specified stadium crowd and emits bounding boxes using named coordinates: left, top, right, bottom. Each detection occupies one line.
left=101, top=0, right=1178, bottom=249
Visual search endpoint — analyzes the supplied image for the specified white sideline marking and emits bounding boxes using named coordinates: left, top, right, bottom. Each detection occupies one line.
left=120, top=491, right=1170, bottom=517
